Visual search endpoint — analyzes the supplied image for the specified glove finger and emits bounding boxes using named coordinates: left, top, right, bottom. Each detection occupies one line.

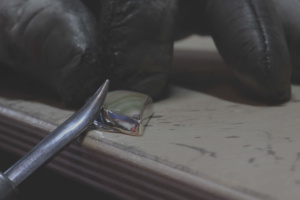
left=97, top=0, right=176, bottom=99
left=206, top=0, right=292, bottom=103
left=0, top=0, right=102, bottom=107
left=80, top=0, right=100, bottom=18
left=272, top=0, right=300, bottom=79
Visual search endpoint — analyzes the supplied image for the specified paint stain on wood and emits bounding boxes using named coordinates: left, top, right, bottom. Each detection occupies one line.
left=226, top=136, right=239, bottom=139
left=151, top=115, right=163, bottom=118
left=248, top=157, right=255, bottom=164
left=291, top=152, right=300, bottom=172
left=172, top=143, right=217, bottom=158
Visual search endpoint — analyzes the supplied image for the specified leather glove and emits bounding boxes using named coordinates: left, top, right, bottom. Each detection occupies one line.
left=0, top=0, right=176, bottom=107
left=177, top=0, right=298, bottom=103
left=0, top=0, right=298, bottom=107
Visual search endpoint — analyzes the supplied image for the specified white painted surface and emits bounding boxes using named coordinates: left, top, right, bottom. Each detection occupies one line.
left=0, top=36, right=299, bottom=199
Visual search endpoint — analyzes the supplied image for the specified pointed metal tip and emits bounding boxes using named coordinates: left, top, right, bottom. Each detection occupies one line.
left=4, top=80, right=111, bottom=186
left=99, top=79, right=109, bottom=97
left=101, top=79, right=109, bottom=93
left=92, top=79, right=109, bottom=107
left=100, top=79, right=109, bottom=91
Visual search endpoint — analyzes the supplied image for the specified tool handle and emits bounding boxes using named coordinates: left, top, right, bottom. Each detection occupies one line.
left=0, top=173, right=18, bottom=200
left=4, top=80, right=109, bottom=186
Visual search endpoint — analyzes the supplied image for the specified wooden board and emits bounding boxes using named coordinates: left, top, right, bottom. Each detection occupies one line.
left=0, top=36, right=300, bottom=200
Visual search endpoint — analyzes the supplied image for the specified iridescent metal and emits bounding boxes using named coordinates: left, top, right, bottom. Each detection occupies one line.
left=93, top=90, right=153, bottom=136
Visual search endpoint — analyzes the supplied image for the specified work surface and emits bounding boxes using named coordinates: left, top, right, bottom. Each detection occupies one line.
left=0, top=36, right=300, bottom=200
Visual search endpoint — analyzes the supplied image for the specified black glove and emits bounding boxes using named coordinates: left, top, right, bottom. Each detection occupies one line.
left=0, top=0, right=299, bottom=107
left=0, top=0, right=176, bottom=107
left=177, top=0, right=298, bottom=103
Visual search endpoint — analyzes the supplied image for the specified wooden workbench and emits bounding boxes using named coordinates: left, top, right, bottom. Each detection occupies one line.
left=0, top=36, right=300, bottom=200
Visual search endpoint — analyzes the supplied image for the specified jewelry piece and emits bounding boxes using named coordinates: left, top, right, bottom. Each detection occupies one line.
left=93, top=90, right=153, bottom=136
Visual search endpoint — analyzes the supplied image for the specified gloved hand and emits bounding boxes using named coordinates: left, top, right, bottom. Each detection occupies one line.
left=0, top=0, right=299, bottom=107
left=0, top=0, right=176, bottom=107
left=177, top=0, right=300, bottom=103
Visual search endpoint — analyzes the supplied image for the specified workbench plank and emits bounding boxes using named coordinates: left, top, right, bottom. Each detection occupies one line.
left=0, top=36, right=299, bottom=200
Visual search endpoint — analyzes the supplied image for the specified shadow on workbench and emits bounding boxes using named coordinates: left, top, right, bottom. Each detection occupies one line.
left=171, top=49, right=287, bottom=106
left=0, top=150, right=119, bottom=200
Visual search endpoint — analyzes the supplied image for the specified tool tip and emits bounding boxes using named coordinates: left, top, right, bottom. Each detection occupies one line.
left=83, top=79, right=110, bottom=110
left=102, top=79, right=110, bottom=93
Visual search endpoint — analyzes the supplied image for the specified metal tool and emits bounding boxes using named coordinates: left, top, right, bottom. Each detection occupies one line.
left=0, top=80, right=109, bottom=200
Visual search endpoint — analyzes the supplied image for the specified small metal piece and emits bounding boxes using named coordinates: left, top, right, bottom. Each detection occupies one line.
left=0, top=80, right=109, bottom=200
left=93, top=90, right=153, bottom=136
